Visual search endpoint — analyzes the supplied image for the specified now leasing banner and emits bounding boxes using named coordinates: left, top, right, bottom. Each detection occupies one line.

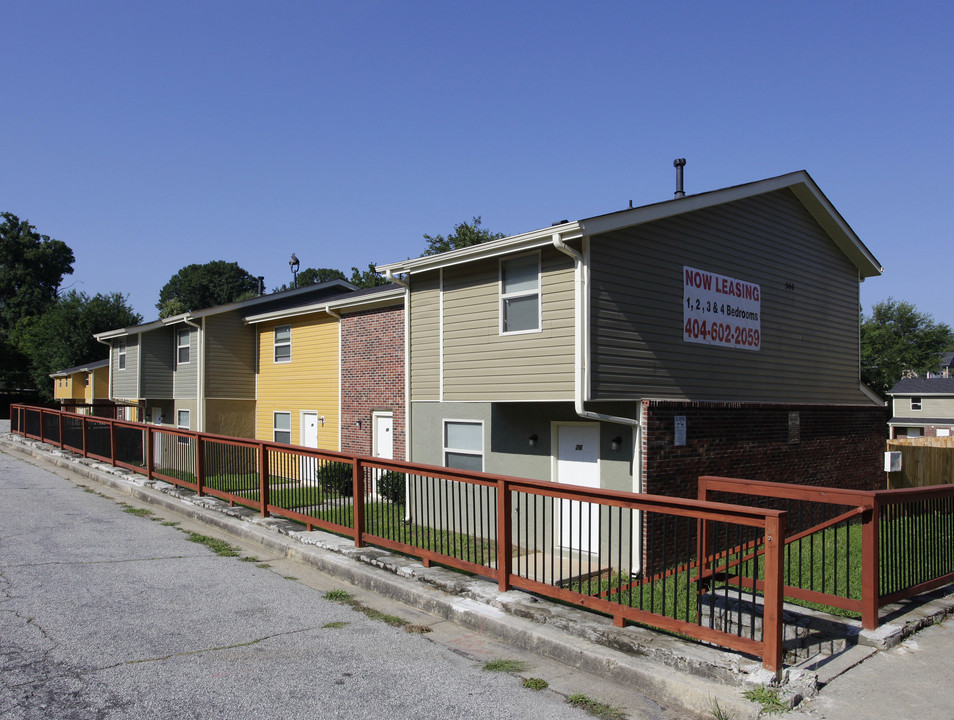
left=683, top=266, right=761, bottom=351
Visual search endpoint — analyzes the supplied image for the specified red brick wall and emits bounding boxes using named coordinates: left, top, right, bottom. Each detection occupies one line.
left=339, top=305, right=405, bottom=459
left=643, top=400, right=889, bottom=499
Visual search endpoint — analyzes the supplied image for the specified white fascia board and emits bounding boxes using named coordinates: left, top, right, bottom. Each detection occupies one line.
left=244, top=288, right=406, bottom=325
left=376, top=223, right=583, bottom=275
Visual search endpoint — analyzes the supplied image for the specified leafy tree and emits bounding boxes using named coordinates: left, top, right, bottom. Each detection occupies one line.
left=861, top=298, right=954, bottom=397
left=0, top=213, right=75, bottom=388
left=14, top=291, right=141, bottom=401
left=298, top=267, right=347, bottom=286
left=349, top=263, right=389, bottom=289
left=157, top=261, right=259, bottom=317
left=422, top=216, right=505, bottom=256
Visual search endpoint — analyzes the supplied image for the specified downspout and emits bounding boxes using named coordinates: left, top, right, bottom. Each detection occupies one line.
left=324, top=306, right=342, bottom=450
left=552, top=232, right=644, bottom=572
left=384, top=270, right=412, bottom=462
left=183, top=316, right=202, bottom=432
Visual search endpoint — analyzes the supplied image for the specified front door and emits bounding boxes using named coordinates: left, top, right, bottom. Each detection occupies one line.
left=372, top=412, right=393, bottom=460
left=555, top=423, right=600, bottom=553
left=300, top=412, right=319, bottom=482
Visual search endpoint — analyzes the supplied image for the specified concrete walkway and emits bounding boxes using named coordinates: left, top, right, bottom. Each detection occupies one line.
left=3, top=424, right=954, bottom=719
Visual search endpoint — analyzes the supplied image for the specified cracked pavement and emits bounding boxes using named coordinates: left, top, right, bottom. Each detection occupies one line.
left=0, top=443, right=682, bottom=720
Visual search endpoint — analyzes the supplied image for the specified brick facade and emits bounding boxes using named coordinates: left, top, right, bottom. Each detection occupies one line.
left=339, top=305, right=405, bottom=460
left=643, top=400, right=889, bottom=499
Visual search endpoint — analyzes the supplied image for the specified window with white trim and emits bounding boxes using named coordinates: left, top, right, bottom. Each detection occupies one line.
left=443, top=420, right=483, bottom=472
left=176, top=328, right=191, bottom=365
left=500, top=253, right=540, bottom=334
left=274, top=325, right=291, bottom=363
left=176, top=409, right=190, bottom=444
left=117, top=339, right=126, bottom=371
left=911, top=397, right=922, bottom=411
left=273, top=412, right=291, bottom=444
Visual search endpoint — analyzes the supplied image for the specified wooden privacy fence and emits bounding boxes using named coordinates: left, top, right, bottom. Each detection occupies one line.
left=700, top=476, right=954, bottom=631
left=11, top=404, right=789, bottom=672
left=886, top=436, right=954, bottom=489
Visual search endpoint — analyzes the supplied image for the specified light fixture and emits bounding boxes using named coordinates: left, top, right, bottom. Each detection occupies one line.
left=355, top=419, right=362, bottom=429
left=528, top=434, right=538, bottom=447
left=289, top=253, right=300, bottom=288
left=611, top=436, right=622, bottom=451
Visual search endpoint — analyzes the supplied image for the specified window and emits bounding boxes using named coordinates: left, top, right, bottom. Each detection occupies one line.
left=274, top=325, right=291, bottom=363
left=911, top=397, right=922, bottom=411
left=500, top=254, right=540, bottom=334
left=176, top=409, right=190, bottom=444
left=443, top=420, right=483, bottom=471
left=176, top=328, right=191, bottom=365
left=273, top=412, right=291, bottom=444
left=117, top=339, right=126, bottom=371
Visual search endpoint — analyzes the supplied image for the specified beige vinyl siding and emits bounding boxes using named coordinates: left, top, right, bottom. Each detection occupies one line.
left=173, top=326, right=198, bottom=400
left=140, top=329, right=173, bottom=398
left=895, top=396, right=954, bottom=419
left=441, top=248, right=574, bottom=401
left=111, top=336, right=140, bottom=398
left=205, top=311, right=256, bottom=399
left=409, top=273, right=440, bottom=401
left=590, top=188, right=866, bottom=404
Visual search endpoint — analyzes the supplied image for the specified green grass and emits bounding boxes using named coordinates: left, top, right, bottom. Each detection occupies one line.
left=566, top=693, right=626, bottom=720
left=322, top=588, right=414, bottom=629
left=186, top=532, right=240, bottom=557
left=742, top=685, right=789, bottom=714
left=523, top=677, right=548, bottom=691
left=482, top=659, right=528, bottom=672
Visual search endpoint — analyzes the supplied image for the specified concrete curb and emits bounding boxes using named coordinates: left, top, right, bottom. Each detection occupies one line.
left=5, top=431, right=951, bottom=717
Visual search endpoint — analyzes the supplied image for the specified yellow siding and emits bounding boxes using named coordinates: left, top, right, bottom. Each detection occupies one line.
left=92, top=367, right=110, bottom=400
left=255, top=315, right=340, bottom=451
left=53, top=377, right=70, bottom=400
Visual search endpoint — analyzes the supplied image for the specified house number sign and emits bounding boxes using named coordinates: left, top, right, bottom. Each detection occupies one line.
left=683, top=266, right=761, bottom=351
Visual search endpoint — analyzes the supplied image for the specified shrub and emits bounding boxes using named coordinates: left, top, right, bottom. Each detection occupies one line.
left=318, top=461, right=353, bottom=496
left=377, top=471, right=406, bottom=504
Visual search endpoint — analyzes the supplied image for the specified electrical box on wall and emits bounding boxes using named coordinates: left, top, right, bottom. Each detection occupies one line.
left=884, top=451, right=902, bottom=473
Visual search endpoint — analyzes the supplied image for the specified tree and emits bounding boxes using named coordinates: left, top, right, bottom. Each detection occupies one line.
left=158, top=261, right=259, bottom=318
left=422, top=216, right=505, bottom=256
left=349, top=263, right=389, bottom=289
left=298, top=267, right=347, bottom=286
left=14, top=291, right=141, bottom=401
left=0, top=213, right=75, bottom=388
left=861, top=298, right=954, bottom=397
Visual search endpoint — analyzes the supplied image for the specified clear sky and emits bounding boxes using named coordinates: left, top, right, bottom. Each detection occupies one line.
left=3, top=1, right=952, bottom=327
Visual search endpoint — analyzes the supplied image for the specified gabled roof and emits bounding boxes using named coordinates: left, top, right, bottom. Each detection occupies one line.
left=50, top=358, right=109, bottom=378
left=243, top=283, right=405, bottom=325
left=94, top=279, right=358, bottom=340
left=376, top=170, right=883, bottom=279
left=888, top=377, right=954, bottom=396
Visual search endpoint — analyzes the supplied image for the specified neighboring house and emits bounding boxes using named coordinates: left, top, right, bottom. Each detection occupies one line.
left=243, top=284, right=405, bottom=460
left=93, top=280, right=357, bottom=437
left=925, top=352, right=954, bottom=379
left=887, top=377, right=954, bottom=438
left=377, top=170, right=888, bottom=505
left=50, top=359, right=110, bottom=412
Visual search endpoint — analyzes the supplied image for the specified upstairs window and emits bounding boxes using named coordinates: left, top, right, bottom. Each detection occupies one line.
left=176, top=328, right=191, bottom=365
left=911, top=397, right=922, bottom=411
left=274, top=325, right=292, bottom=363
left=500, top=254, right=540, bottom=334
left=443, top=420, right=483, bottom=472
left=117, top=339, right=127, bottom=371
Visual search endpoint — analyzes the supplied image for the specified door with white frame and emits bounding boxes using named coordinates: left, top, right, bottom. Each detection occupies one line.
left=554, top=423, right=601, bottom=553
left=300, top=411, right=320, bottom=483
left=371, top=411, right=394, bottom=495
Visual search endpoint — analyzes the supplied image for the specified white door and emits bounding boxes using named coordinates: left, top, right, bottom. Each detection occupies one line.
left=555, top=424, right=600, bottom=552
left=300, top=412, right=319, bottom=482
left=151, top=408, right=163, bottom=461
left=372, top=412, right=393, bottom=460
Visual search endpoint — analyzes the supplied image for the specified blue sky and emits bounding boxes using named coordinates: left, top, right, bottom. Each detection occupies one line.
left=3, top=1, right=952, bottom=327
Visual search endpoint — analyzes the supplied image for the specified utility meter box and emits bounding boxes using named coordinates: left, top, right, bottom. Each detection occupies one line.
left=884, top=451, right=902, bottom=473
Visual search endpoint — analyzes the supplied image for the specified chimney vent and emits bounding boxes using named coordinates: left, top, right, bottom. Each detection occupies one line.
left=673, top=158, right=686, bottom=198
left=257, top=276, right=265, bottom=295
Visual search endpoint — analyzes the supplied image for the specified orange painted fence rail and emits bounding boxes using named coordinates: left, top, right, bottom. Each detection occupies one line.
left=12, top=405, right=808, bottom=672
left=699, top=475, right=954, bottom=631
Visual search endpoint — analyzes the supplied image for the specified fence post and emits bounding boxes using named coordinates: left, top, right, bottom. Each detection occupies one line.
left=496, top=478, right=512, bottom=592
left=58, top=412, right=65, bottom=449
left=81, top=416, right=88, bottom=457
left=39, top=410, right=46, bottom=444
left=258, top=443, right=270, bottom=518
left=861, top=496, right=880, bottom=630
left=195, top=435, right=205, bottom=496
left=145, top=425, right=154, bottom=481
left=353, top=457, right=365, bottom=548
left=109, top=419, right=117, bottom=466
left=696, top=478, right=712, bottom=604
left=762, top=511, right=786, bottom=675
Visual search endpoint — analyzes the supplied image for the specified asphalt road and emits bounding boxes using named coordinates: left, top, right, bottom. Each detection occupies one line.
left=0, top=443, right=683, bottom=720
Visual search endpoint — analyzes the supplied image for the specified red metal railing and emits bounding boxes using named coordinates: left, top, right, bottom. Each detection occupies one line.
left=11, top=405, right=790, bottom=671
left=699, top=475, right=954, bottom=630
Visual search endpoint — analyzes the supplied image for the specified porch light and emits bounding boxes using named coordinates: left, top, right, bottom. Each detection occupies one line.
left=611, top=436, right=622, bottom=451
left=528, top=434, right=538, bottom=447
left=355, top=419, right=362, bottom=428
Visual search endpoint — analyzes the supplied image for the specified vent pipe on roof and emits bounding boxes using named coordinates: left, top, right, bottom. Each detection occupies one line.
left=673, top=158, right=686, bottom=198
left=257, top=276, right=265, bottom=295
